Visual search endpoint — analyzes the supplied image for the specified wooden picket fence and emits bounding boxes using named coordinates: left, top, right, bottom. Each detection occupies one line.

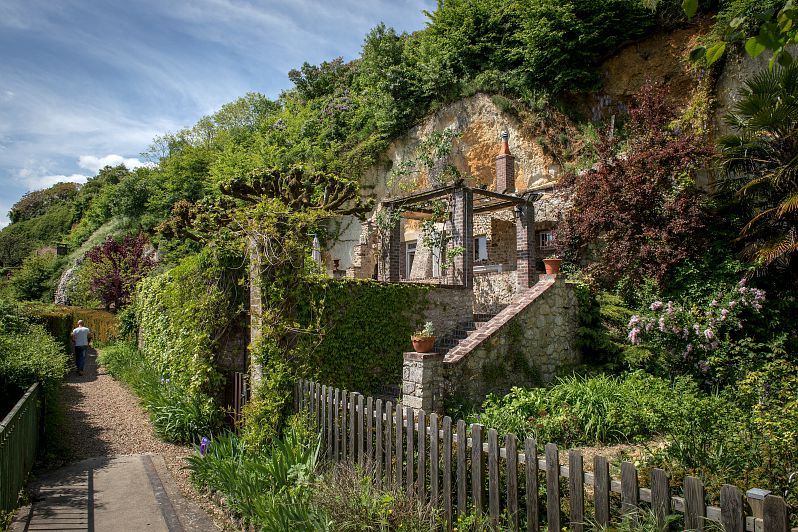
left=294, top=379, right=793, bottom=531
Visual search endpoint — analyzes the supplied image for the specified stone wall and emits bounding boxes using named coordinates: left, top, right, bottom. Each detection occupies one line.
left=401, top=276, right=579, bottom=412
left=420, top=285, right=474, bottom=339
left=473, top=271, right=517, bottom=315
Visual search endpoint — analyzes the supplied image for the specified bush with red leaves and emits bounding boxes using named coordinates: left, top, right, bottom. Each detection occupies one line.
left=558, top=83, right=714, bottom=288
left=84, top=234, right=154, bottom=310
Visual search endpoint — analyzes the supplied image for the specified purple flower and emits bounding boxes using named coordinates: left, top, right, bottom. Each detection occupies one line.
left=704, top=328, right=715, bottom=340
left=720, top=309, right=729, bottom=320
left=710, top=299, right=718, bottom=307
left=658, top=316, right=666, bottom=332
left=729, top=300, right=737, bottom=309
left=200, top=436, right=210, bottom=457
left=628, top=315, right=641, bottom=328
left=666, top=301, right=675, bottom=315
left=650, top=301, right=663, bottom=311
left=686, top=343, right=693, bottom=353
left=628, top=327, right=641, bottom=345
left=698, top=360, right=709, bottom=373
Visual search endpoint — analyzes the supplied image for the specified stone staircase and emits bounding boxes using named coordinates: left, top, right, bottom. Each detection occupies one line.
left=435, top=311, right=502, bottom=356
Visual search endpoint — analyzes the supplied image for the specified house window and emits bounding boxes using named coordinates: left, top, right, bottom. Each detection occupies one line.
left=406, top=241, right=416, bottom=276
left=474, top=236, right=488, bottom=262
left=539, top=231, right=555, bottom=249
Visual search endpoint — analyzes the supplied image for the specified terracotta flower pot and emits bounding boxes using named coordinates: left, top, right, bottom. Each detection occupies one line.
left=411, top=336, right=435, bottom=353
left=543, top=258, right=562, bottom=275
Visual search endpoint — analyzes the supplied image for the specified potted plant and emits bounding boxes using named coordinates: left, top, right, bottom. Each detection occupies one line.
left=543, top=254, right=562, bottom=275
left=411, top=321, right=435, bottom=353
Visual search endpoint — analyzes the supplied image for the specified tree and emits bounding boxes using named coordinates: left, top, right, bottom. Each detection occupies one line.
left=84, top=234, right=154, bottom=310
left=558, top=83, right=714, bottom=288
left=717, top=64, right=798, bottom=277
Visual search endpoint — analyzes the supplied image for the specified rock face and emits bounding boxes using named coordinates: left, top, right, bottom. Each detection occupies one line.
left=54, top=262, right=80, bottom=305
left=330, top=93, right=564, bottom=275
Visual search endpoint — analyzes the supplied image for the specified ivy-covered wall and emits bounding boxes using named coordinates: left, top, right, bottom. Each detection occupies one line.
left=135, top=248, right=245, bottom=398
left=290, top=277, right=430, bottom=395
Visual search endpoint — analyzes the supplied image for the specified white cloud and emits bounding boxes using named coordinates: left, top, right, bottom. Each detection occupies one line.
left=78, top=154, right=147, bottom=174
left=18, top=172, right=89, bottom=191
left=0, top=199, right=10, bottom=229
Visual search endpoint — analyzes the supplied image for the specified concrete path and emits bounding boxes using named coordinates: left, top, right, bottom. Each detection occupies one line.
left=11, top=454, right=216, bottom=532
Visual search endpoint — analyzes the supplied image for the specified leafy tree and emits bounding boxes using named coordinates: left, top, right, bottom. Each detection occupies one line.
left=558, top=83, right=714, bottom=287
left=9, top=182, right=79, bottom=224
left=84, top=234, right=155, bottom=310
left=10, top=252, right=64, bottom=302
left=717, top=64, right=798, bottom=276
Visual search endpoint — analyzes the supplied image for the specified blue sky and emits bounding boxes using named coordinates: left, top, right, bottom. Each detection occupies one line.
left=0, top=0, right=435, bottom=227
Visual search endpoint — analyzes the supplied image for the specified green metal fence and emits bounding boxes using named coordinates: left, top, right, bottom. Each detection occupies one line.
left=0, top=383, right=41, bottom=512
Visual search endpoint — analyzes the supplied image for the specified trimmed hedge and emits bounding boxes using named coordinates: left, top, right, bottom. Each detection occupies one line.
left=24, top=304, right=119, bottom=353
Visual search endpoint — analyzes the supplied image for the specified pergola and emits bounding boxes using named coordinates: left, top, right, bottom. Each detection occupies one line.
left=379, top=184, right=538, bottom=289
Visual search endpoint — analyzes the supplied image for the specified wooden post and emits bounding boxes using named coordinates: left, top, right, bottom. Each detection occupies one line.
left=763, top=495, right=789, bottom=532
left=417, top=409, right=426, bottom=502
left=506, top=434, right=519, bottom=531
left=326, top=386, right=333, bottom=459
left=456, top=420, right=467, bottom=518
left=684, top=476, right=705, bottom=531
left=488, top=429, right=500, bottom=527
left=430, top=413, right=439, bottom=507
left=545, top=443, right=560, bottom=532
left=720, top=484, right=743, bottom=532
left=357, top=394, right=365, bottom=467
left=568, top=449, right=584, bottom=532
left=375, top=399, right=383, bottom=487
left=443, top=416, right=453, bottom=530
left=621, top=462, right=639, bottom=515
left=650, top=468, right=670, bottom=530
left=366, top=396, right=373, bottom=466
left=333, top=389, right=340, bottom=462
left=406, top=406, right=415, bottom=497
left=385, top=401, right=393, bottom=487
left=525, top=438, right=538, bottom=532
left=594, top=456, right=611, bottom=527
left=349, top=392, right=356, bottom=462
left=472, top=424, right=484, bottom=514
left=320, top=385, right=327, bottom=454
left=395, top=404, right=403, bottom=488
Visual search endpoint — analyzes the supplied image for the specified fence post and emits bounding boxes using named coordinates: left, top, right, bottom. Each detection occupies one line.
left=545, top=443, right=560, bottom=532
left=395, top=404, right=403, bottom=489
left=457, top=420, right=467, bottom=518
left=385, top=401, right=393, bottom=487
left=406, top=406, right=415, bottom=497
left=568, top=449, right=584, bottom=532
left=366, top=396, right=373, bottom=466
left=472, top=424, right=484, bottom=514
left=375, top=399, right=383, bottom=487
left=720, top=484, right=744, bottom=532
left=357, top=394, right=364, bottom=467
left=333, top=389, right=340, bottom=462
left=525, top=438, right=539, bottom=532
left=417, top=409, right=426, bottom=503
left=430, top=413, right=439, bottom=507
left=763, top=495, right=789, bottom=532
left=684, top=476, right=705, bottom=531
left=650, top=468, right=670, bottom=530
left=443, top=416, right=453, bottom=530
left=621, top=462, right=639, bottom=517
left=506, top=433, right=518, bottom=531
left=349, top=392, right=356, bottom=462
left=488, top=428, right=500, bottom=527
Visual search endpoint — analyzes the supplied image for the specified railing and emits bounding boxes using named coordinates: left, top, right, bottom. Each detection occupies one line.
left=0, top=383, right=41, bottom=512
left=295, top=379, right=793, bottom=531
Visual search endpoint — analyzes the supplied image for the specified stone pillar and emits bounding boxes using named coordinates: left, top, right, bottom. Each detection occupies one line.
left=402, top=352, right=444, bottom=413
left=516, top=201, right=537, bottom=289
left=496, top=131, right=516, bottom=194
left=378, top=217, right=401, bottom=282
left=448, top=188, right=474, bottom=288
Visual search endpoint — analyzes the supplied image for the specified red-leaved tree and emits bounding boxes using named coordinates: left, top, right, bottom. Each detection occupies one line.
left=84, top=234, right=154, bottom=310
left=558, top=83, right=714, bottom=288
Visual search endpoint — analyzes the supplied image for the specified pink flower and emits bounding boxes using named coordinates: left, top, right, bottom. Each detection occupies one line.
left=704, top=328, right=715, bottom=340
left=729, top=300, right=737, bottom=309
left=650, top=301, right=663, bottom=311
left=628, top=315, right=641, bottom=328
left=720, top=309, right=729, bottom=320
left=658, top=316, right=666, bottom=332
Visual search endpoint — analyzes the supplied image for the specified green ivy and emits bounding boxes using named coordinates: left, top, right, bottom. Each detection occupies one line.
left=135, top=248, right=244, bottom=398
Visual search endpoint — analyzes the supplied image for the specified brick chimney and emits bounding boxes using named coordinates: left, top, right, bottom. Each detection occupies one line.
left=496, top=130, right=515, bottom=194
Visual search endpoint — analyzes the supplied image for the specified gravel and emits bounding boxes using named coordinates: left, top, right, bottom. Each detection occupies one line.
left=58, top=348, right=230, bottom=530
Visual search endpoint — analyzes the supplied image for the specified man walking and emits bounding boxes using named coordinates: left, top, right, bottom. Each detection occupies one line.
left=71, top=320, right=92, bottom=376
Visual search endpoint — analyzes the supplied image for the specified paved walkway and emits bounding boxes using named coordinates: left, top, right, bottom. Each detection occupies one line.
left=11, top=349, right=218, bottom=532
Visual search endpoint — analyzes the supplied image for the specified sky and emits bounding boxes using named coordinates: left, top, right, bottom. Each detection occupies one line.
left=0, top=0, right=435, bottom=228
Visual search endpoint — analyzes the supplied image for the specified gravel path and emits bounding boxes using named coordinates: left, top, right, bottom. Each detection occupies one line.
left=58, top=347, right=228, bottom=530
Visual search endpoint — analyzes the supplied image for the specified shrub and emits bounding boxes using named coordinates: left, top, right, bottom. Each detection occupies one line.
left=476, top=372, right=683, bottom=446
left=83, top=233, right=154, bottom=310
